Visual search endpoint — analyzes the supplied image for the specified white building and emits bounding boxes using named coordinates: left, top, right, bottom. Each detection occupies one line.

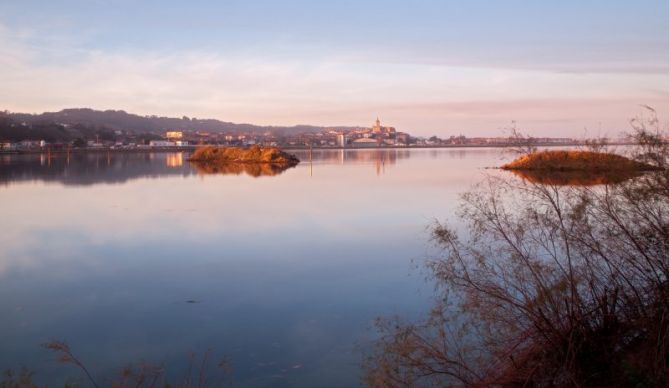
left=149, top=140, right=175, bottom=147
left=352, top=138, right=379, bottom=147
left=336, top=133, right=347, bottom=147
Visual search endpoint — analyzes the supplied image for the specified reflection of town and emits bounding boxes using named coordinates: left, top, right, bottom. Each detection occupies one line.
left=291, top=147, right=503, bottom=175
left=165, top=153, right=184, bottom=167
left=0, top=150, right=297, bottom=185
left=0, top=153, right=194, bottom=186
left=0, top=148, right=493, bottom=185
left=292, top=149, right=408, bottom=176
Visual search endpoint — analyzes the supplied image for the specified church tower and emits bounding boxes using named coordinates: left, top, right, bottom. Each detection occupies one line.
left=373, top=116, right=382, bottom=133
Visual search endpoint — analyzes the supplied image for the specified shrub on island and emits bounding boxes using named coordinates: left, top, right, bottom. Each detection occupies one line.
left=188, top=145, right=300, bottom=165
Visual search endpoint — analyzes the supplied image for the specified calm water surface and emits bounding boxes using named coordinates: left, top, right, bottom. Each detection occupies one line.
left=0, top=148, right=512, bottom=387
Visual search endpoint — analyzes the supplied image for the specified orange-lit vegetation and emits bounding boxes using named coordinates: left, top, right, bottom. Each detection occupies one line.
left=188, top=145, right=299, bottom=165
left=502, top=150, right=659, bottom=172
left=188, top=145, right=299, bottom=177
left=502, top=150, right=663, bottom=186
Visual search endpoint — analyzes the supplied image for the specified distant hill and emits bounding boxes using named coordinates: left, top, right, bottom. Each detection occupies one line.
left=0, top=108, right=358, bottom=142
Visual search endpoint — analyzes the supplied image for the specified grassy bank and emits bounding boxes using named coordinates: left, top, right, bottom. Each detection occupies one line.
left=501, top=150, right=659, bottom=172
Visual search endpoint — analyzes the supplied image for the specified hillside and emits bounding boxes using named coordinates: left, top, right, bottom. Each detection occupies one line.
left=0, top=108, right=357, bottom=142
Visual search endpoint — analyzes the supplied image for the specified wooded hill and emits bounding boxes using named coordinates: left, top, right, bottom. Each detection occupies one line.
left=0, top=108, right=357, bottom=142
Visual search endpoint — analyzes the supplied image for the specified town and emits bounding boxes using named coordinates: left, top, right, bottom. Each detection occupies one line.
left=0, top=115, right=622, bottom=153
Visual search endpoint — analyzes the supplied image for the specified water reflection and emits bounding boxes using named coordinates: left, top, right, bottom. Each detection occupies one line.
left=190, top=161, right=297, bottom=177
left=0, top=153, right=193, bottom=186
left=290, top=149, right=411, bottom=165
left=166, top=153, right=184, bottom=167
left=366, top=165, right=669, bottom=386
left=291, top=149, right=412, bottom=177
left=0, top=147, right=509, bottom=387
left=0, top=149, right=424, bottom=185
left=507, top=169, right=642, bottom=186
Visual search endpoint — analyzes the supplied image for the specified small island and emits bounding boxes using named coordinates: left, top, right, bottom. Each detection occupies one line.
left=502, top=150, right=658, bottom=172
left=502, top=150, right=661, bottom=185
left=188, top=145, right=300, bottom=165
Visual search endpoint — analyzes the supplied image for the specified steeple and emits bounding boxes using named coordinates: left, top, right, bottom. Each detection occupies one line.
left=372, top=116, right=382, bottom=134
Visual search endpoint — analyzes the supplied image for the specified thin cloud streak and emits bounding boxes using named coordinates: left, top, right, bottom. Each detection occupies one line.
left=0, top=21, right=667, bottom=137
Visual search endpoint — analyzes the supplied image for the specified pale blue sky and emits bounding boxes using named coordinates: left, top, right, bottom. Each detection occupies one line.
left=1, top=0, right=668, bottom=136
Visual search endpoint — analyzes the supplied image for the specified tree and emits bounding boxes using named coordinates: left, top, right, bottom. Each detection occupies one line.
left=365, top=115, right=669, bottom=387
left=72, top=138, right=86, bottom=148
left=505, top=121, right=538, bottom=155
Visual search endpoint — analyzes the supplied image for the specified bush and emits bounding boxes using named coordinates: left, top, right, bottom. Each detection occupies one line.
left=365, top=121, right=669, bottom=387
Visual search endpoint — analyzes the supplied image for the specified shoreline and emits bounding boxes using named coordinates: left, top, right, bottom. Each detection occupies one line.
left=0, top=142, right=637, bottom=155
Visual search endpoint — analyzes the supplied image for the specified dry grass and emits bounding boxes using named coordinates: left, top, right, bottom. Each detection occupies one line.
left=502, top=150, right=659, bottom=172
left=34, top=342, right=232, bottom=387
left=188, top=145, right=299, bottom=165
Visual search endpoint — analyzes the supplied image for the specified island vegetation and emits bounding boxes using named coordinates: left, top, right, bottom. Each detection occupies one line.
left=502, top=149, right=660, bottom=172
left=188, top=145, right=299, bottom=166
left=501, top=150, right=663, bottom=185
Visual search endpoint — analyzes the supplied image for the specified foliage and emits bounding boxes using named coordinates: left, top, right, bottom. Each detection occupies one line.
left=188, top=145, right=300, bottom=165
left=629, top=105, right=669, bottom=169
left=0, top=113, right=121, bottom=143
left=504, top=122, right=538, bottom=155
left=502, top=150, right=660, bottom=172
left=72, top=138, right=87, bottom=148
left=4, top=108, right=346, bottom=139
left=365, top=116, right=669, bottom=387
left=38, top=342, right=232, bottom=388
left=43, top=341, right=98, bottom=387
left=1, top=368, right=37, bottom=388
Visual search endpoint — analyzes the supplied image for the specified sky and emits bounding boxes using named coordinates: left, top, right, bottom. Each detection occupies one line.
left=0, top=0, right=668, bottom=137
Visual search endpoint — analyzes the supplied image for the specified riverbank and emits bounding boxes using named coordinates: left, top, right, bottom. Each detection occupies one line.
left=0, top=142, right=639, bottom=155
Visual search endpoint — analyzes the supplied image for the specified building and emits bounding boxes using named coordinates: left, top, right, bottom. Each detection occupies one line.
left=372, top=117, right=383, bottom=134
left=336, top=133, right=347, bottom=147
left=149, top=140, right=175, bottom=147
left=0, top=142, right=17, bottom=151
left=371, top=117, right=396, bottom=135
left=352, top=138, right=379, bottom=147
left=166, top=131, right=183, bottom=140
left=396, top=132, right=411, bottom=145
